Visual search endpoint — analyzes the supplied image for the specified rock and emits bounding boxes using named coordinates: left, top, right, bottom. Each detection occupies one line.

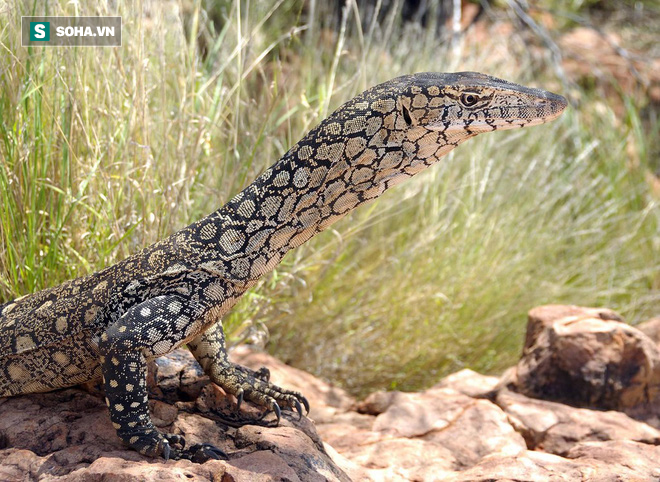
left=338, top=436, right=457, bottom=481
left=434, top=368, right=499, bottom=398
left=495, top=389, right=660, bottom=455
left=512, top=305, right=660, bottom=413
left=445, top=442, right=660, bottom=482
left=319, top=387, right=527, bottom=478
left=0, top=449, right=51, bottom=481
left=65, top=456, right=229, bottom=482
left=371, top=388, right=526, bottom=467
left=147, top=348, right=209, bottom=401
left=565, top=440, right=660, bottom=481
left=354, top=390, right=397, bottom=415
left=230, top=424, right=344, bottom=481
left=444, top=451, right=584, bottom=481
left=521, top=304, right=623, bottom=352
left=0, top=389, right=120, bottom=458
left=319, top=415, right=459, bottom=480
left=638, top=317, right=660, bottom=345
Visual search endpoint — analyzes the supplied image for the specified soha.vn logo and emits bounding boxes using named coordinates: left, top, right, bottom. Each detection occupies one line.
left=23, top=17, right=121, bottom=47
left=56, top=25, right=116, bottom=37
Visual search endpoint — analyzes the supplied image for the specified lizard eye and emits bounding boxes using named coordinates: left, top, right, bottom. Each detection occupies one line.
left=460, top=93, right=479, bottom=107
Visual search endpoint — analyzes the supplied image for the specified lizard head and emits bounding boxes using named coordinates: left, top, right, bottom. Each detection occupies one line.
left=394, top=71, right=567, bottom=146
left=315, top=72, right=567, bottom=194
left=323, top=72, right=566, bottom=170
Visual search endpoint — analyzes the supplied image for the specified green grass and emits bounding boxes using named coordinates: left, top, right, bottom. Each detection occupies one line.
left=0, top=0, right=658, bottom=396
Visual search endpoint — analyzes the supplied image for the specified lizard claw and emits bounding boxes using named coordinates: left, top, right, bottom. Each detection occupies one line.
left=162, top=441, right=171, bottom=461
left=293, top=400, right=303, bottom=420
left=273, top=401, right=281, bottom=425
left=236, top=390, right=244, bottom=411
left=300, top=395, right=310, bottom=415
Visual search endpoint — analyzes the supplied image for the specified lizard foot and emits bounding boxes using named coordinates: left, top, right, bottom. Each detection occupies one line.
left=170, top=443, right=228, bottom=463
left=162, top=433, right=227, bottom=462
left=212, top=362, right=310, bottom=424
left=120, top=428, right=226, bottom=462
left=118, top=426, right=177, bottom=458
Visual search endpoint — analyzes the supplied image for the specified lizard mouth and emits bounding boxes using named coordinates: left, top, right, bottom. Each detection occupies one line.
left=533, top=92, right=568, bottom=122
left=487, top=91, right=568, bottom=130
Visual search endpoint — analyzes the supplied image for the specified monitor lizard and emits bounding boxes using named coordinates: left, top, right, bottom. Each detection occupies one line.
left=0, top=72, right=567, bottom=462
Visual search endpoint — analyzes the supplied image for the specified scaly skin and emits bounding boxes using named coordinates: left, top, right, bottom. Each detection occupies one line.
left=0, top=72, right=566, bottom=461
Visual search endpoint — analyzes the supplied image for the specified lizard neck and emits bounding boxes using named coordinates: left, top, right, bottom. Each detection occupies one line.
left=184, top=91, right=460, bottom=282
left=185, top=143, right=355, bottom=282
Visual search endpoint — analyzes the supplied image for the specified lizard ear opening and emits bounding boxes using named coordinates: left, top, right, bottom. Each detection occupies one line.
left=402, top=104, right=412, bottom=126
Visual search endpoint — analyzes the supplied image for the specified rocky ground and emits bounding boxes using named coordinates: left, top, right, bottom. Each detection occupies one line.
left=1, top=305, right=659, bottom=481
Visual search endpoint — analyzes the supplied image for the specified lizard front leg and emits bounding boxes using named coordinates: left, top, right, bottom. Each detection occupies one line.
left=188, top=322, right=309, bottom=423
left=98, top=295, right=225, bottom=461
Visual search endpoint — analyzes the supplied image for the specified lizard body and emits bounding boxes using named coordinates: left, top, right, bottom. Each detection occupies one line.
left=0, top=72, right=566, bottom=461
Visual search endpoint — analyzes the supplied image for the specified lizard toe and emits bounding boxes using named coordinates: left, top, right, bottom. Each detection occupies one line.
left=164, top=433, right=185, bottom=449
left=253, top=366, right=271, bottom=382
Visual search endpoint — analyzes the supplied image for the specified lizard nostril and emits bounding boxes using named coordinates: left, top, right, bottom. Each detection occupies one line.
left=534, top=94, right=567, bottom=114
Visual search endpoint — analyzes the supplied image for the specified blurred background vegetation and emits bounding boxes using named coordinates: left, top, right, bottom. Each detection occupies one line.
left=0, top=0, right=658, bottom=396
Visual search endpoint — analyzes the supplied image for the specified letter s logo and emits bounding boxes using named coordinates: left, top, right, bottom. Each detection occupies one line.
left=29, top=22, right=50, bottom=41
